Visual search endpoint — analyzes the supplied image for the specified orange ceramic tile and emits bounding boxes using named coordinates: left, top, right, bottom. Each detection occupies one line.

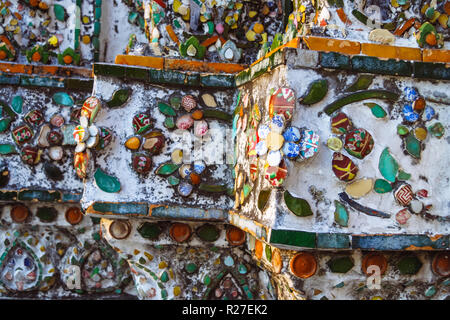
left=422, top=49, right=450, bottom=63
left=0, top=62, right=32, bottom=74
left=201, top=35, right=219, bottom=47
left=336, top=8, right=351, bottom=25
left=362, top=43, right=422, bottom=61
left=165, top=25, right=180, bottom=45
left=32, top=65, right=58, bottom=76
left=303, top=36, right=361, bottom=55
left=115, top=55, right=164, bottom=69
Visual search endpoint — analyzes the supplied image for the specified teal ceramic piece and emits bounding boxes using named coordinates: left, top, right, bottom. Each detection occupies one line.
left=11, top=96, right=23, bottom=114
left=52, top=92, right=74, bottom=106
left=397, top=170, right=411, bottom=181
left=158, top=102, right=176, bottom=116
left=364, top=103, right=387, bottom=118
left=106, top=88, right=131, bottom=108
left=94, top=169, right=121, bottom=193
left=334, top=200, right=348, bottom=227
left=405, top=133, right=421, bottom=159
left=378, top=148, right=398, bottom=183
left=328, top=256, right=354, bottom=273
left=374, top=179, right=392, bottom=193
left=155, top=163, right=179, bottom=176
left=54, top=4, right=66, bottom=21
left=0, top=118, right=11, bottom=133
left=160, top=271, right=169, bottom=282
left=300, top=79, right=328, bottom=105
left=0, top=144, right=16, bottom=155
left=425, top=286, right=436, bottom=297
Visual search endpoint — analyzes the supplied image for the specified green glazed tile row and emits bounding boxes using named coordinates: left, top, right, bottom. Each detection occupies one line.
left=0, top=74, right=93, bottom=91
left=0, top=189, right=82, bottom=203
left=320, top=52, right=450, bottom=81
left=93, top=63, right=236, bottom=88
left=269, top=229, right=450, bottom=250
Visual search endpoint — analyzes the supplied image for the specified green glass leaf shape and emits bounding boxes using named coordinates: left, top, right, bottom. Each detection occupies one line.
left=284, top=190, right=313, bottom=217
left=405, top=133, right=421, bottom=159
left=243, top=184, right=252, bottom=198
left=0, top=144, right=16, bottom=155
left=106, top=88, right=132, bottom=108
left=167, top=175, right=180, bottom=186
left=346, top=75, right=374, bottom=92
left=328, top=256, right=354, bottom=273
left=300, top=79, right=328, bottom=105
left=334, top=200, right=348, bottom=227
left=364, top=103, right=387, bottom=118
left=397, top=125, right=409, bottom=136
left=397, top=170, right=411, bottom=181
left=0, top=118, right=12, bottom=133
left=198, top=184, right=227, bottom=193
left=258, top=189, right=271, bottom=211
left=170, top=95, right=182, bottom=110
left=137, top=222, right=162, bottom=240
left=196, top=224, right=220, bottom=242
left=155, top=163, right=179, bottom=176
left=202, top=109, right=232, bottom=122
left=52, top=92, right=74, bottom=107
left=374, top=179, right=393, bottom=193
left=54, top=4, right=66, bottom=21
left=158, top=102, right=176, bottom=116
left=378, top=147, right=399, bottom=183
left=324, top=90, right=399, bottom=115
left=265, top=245, right=272, bottom=262
left=94, top=168, right=121, bottom=193
left=163, top=117, right=175, bottom=129
left=11, top=96, right=23, bottom=114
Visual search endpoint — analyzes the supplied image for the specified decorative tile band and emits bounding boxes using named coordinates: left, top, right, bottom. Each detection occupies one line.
left=228, top=211, right=269, bottom=242
left=0, top=189, right=82, bottom=203
left=88, top=202, right=149, bottom=216
left=150, top=206, right=227, bottom=221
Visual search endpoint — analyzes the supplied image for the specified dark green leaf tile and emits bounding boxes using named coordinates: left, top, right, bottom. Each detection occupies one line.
left=351, top=56, right=412, bottom=77
left=269, top=229, right=316, bottom=248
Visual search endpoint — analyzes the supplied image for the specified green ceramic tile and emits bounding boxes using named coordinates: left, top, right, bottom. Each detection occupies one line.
left=201, top=74, right=235, bottom=88
left=149, top=69, right=185, bottom=85
left=0, top=191, right=17, bottom=201
left=351, top=56, right=412, bottom=77
left=93, top=63, right=126, bottom=78
left=64, top=78, right=94, bottom=91
left=185, top=73, right=200, bottom=86
left=413, top=62, right=450, bottom=81
left=20, top=76, right=65, bottom=88
left=269, top=229, right=316, bottom=248
left=0, top=75, right=20, bottom=85
left=320, top=52, right=351, bottom=70
left=235, top=68, right=251, bottom=87
left=18, top=190, right=61, bottom=202
left=91, top=202, right=148, bottom=215
left=61, top=193, right=83, bottom=202
left=317, top=233, right=351, bottom=249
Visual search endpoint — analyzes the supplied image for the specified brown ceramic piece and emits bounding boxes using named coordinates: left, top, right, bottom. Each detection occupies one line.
left=290, top=252, right=317, bottom=279
left=169, top=223, right=192, bottom=243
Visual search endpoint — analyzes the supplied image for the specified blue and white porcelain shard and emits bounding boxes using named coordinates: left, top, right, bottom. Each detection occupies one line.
left=283, top=126, right=301, bottom=143
left=404, top=87, right=419, bottom=102
left=402, top=104, right=419, bottom=122
left=423, top=105, right=436, bottom=121
left=257, top=124, right=270, bottom=140
left=179, top=164, right=192, bottom=179
left=298, top=129, right=320, bottom=160
left=267, top=150, right=282, bottom=166
left=193, top=160, right=206, bottom=174
left=282, top=141, right=300, bottom=159
left=255, top=140, right=268, bottom=156
left=178, top=182, right=193, bottom=197
left=270, top=114, right=285, bottom=133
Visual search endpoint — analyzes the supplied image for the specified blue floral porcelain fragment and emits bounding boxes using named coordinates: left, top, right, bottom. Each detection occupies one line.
left=257, top=124, right=270, bottom=140
left=193, top=160, right=206, bottom=174
left=282, top=142, right=300, bottom=159
left=422, top=105, right=436, bottom=121
left=178, top=182, right=193, bottom=197
left=402, top=104, right=419, bottom=122
left=404, top=87, right=419, bottom=102
left=283, top=126, right=301, bottom=143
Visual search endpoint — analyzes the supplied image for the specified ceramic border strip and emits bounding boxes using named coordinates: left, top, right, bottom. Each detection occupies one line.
left=0, top=189, right=82, bottom=203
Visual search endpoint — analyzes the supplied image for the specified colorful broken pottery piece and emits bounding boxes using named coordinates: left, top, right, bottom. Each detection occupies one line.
left=158, top=101, right=177, bottom=116
left=193, top=160, right=206, bottom=174
left=422, top=105, right=436, bottom=121
left=267, top=150, right=282, bottom=166
left=378, top=148, right=399, bottom=183
left=81, top=96, right=102, bottom=124
left=332, top=153, right=358, bottom=182
left=109, top=220, right=131, bottom=240
left=414, top=127, right=427, bottom=141
left=374, top=179, right=393, bottom=193
left=133, top=113, right=153, bottom=134
left=94, top=168, right=121, bottom=193
left=107, top=88, right=132, bottom=108
left=74, top=152, right=89, bottom=179
left=0, top=118, right=12, bottom=133
left=52, top=92, right=74, bottom=107
left=284, top=190, right=313, bottom=217
left=171, top=149, right=183, bottom=165
left=339, top=192, right=390, bottom=218
left=409, top=199, right=424, bottom=214
left=266, top=131, right=284, bottom=151
left=396, top=208, right=412, bottom=225
left=194, top=120, right=209, bottom=137
left=179, top=36, right=206, bottom=60
left=394, top=183, right=414, bottom=206
left=282, top=142, right=300, bottom=159
left=283, top=127, right=301, bottom=143
left=47, top=131, right=63, bottom=146
left=178, top=182, right=193, bottom=197
left=37, top=125, right=50, bottom=148
left=176, top=114, right=194, bottom=130
left=97, top=127, right=113, bottom=150
left=264, top=160, right=287, bottom=187
left=298, top=129, right=320, bottom=160
left=143, top=131, right=165, bottom=154
left=73, top=125, right=89, bottom=143
left=413, top=97, right=426, bottom=113
left=402, top=104, right=420, bottom=122
left=182, top=95, right=197, bottom=112
left=344, top=128, right=374, bottom=160
left=363, top=103, right=387, bottom=119
left=334, top=200, right=349, bottom=227
left=20, top=146, right=42, bottom=165
left=416, top=189, right=428, bottom=198
left=346, top=75, right=374, bottom=92
left=331, top=112, right=353, bottom=135
left=11, top=96, right=23, bottom=114
left=48, top=146, right=64, bottom=161
left=428, top=122, right=444, bottom=138
left=257, top=124, right=270, bottom=140
left=345, top=178, right=373, bottom=199
left=179, top=164, right=192, bottom=179
left=156, top=163, right=180, bottom=176
left=24, top=110, right=44, bottom=126
left=0, top=144, right=16, bottom=155
left=11, top=125, right=33, bottom=145
left=269, top=88, right=296, bottom=121
left=290, top=252, right=317, bottom=279
left=327, top=137, right=343, bottom=152
left=201, top=94, right=217, bottom=108
left=125, top=136, right=141, bottom=150
left=218, top=40, right=242, bottom=63
left=300, top=79, right=328, bottom=105
left=132, top=154, right=152, bottom=174
left=50, top=114, right=65, bottom=128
